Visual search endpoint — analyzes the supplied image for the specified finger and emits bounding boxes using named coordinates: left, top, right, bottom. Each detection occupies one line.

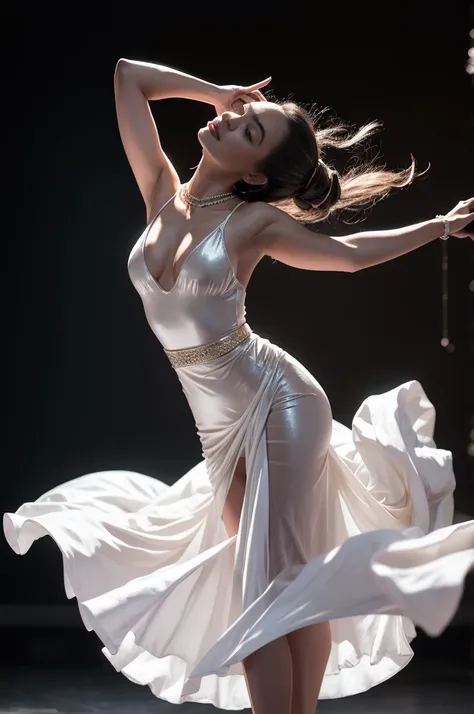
left=457, top=212, right=474, bottom=235
left=231, top=97, right=247, bottom=114
left=242, top=90, right=265, bottom=103
left=252, top=89, right=268, bottom=102
left=459, top=211, right=474, bottom=225
left=246, top=76, right=272, bottom=91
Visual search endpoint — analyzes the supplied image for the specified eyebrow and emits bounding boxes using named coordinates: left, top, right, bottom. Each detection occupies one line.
left=249, top=105, right=266, bottom=145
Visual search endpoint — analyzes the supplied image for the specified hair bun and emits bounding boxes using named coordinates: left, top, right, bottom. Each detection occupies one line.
left=293, top=196, right=314, bottom=211
left=294, top=163, right=341, bottom=212
left=328, top=172, right=342, bottom=204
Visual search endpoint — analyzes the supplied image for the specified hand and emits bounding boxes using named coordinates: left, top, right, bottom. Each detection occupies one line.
left=444, top=198, right=474, bottom=239
left=212, top=77, right=272, bottom=118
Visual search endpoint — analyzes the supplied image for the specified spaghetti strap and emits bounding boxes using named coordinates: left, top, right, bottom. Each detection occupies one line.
left=222, top=201, right=245, bottom=228
left=147, top=191, right=178, bottom=229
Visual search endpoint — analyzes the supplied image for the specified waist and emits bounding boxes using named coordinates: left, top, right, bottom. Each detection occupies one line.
left=163, top=322, right=252, bottom=370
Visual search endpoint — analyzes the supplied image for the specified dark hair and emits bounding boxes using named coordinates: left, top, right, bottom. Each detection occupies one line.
left=233, top=102, right=422, bottom=224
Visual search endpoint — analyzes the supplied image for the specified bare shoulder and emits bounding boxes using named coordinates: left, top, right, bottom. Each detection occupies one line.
left=234, top=201, right=270, bottom=230
left=233, top=202, right=282, bottom=246
left=246, top=202, right=281, bottom=231
left=243, top=202, right=301, bottom=252
left=243, top=202, right=356, bottom=273
left=228, top=201, right=303, bottom=264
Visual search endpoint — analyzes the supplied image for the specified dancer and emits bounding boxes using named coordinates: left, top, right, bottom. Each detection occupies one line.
left=4, top=59, right=474, bottom=713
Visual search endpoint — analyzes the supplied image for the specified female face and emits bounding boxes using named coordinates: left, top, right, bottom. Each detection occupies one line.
left=198, top=102, right=288, bottom=181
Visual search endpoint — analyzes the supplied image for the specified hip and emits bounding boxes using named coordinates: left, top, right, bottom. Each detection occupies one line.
left=175, top=331, right=331, bottom=430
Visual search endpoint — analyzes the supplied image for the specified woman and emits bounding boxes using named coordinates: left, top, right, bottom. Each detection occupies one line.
left=4, top=59, right=474, bottom=713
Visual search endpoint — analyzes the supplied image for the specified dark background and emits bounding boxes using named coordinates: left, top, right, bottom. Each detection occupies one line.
left=2, top=4, right=473, bottom=631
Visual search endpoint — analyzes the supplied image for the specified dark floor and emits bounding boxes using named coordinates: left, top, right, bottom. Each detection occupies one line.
left=0, top=664, right=473, bottom=714
left=0, top=619, right=473, bottom=713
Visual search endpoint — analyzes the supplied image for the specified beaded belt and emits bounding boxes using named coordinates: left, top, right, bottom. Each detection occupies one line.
left=163, top=322, right=252, bottom=369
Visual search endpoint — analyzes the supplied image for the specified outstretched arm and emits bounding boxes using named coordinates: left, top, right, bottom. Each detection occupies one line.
left=254, top=201, right=473, bottom=273
left=337, top=218, right=445, bottom=271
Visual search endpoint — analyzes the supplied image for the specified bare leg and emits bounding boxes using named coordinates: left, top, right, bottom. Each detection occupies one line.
left=263, top=368, right=333, bottom=714
left=243, top=636, right=293, bottom=714
left=286, top=622, right=332, bottom=714
left=223, top=458, right=293, bottom=714
left=223, top=361, right=332, bottom=714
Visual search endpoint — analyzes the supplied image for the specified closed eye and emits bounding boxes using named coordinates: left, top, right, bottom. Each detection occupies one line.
left=244, top=103, right=265, bottom=145
left=245, top=126, right=253, bottom=143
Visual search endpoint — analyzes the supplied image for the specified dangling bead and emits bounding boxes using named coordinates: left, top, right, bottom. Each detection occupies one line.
left=436, top=214, right=454, bottom=352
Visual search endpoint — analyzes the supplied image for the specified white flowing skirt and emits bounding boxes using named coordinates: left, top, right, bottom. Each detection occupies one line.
left=4, top=335, right=474, bottom=709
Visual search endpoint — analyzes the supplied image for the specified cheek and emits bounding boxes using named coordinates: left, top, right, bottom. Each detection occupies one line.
left=226, top=135, right=255, bottom=162
left=227, top=148, right=254, bottom=172
left=219, top=138, right=245, bottom=163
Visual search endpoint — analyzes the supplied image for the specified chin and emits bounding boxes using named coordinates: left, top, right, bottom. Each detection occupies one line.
left=197, top=126, right=206, bottom=145
left=199, top=136, right=220, bottom=161
left=197, top=127, right=216, bottom=151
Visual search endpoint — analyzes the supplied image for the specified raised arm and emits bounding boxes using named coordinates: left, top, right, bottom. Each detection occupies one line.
left=254, top=200, right=473, bottom=273
left=114, top=59, right=219, bottom=218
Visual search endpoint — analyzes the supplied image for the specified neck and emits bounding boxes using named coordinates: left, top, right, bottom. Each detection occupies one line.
left=187, top=158, right=238, bottom=198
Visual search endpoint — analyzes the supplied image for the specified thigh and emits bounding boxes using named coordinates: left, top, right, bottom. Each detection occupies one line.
left=222, top=457, right=247, bottom=538
left=266, top=365, right=333, bottom=578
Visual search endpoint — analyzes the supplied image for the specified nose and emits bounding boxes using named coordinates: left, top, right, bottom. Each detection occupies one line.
left=220, top=110, right=240, bottom=131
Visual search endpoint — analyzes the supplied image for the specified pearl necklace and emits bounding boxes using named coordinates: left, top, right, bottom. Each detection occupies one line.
left=179, top=183, right=236, bottom=208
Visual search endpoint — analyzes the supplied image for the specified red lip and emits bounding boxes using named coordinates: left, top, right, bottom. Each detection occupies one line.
left=207, top=120, right=220, bottom=140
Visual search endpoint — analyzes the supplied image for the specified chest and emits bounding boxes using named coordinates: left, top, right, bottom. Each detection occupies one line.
left=141, top=211, right=260, bottom=294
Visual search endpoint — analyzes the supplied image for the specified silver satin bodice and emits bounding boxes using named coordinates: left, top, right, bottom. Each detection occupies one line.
left=127, top=194, right=247, bottom=351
